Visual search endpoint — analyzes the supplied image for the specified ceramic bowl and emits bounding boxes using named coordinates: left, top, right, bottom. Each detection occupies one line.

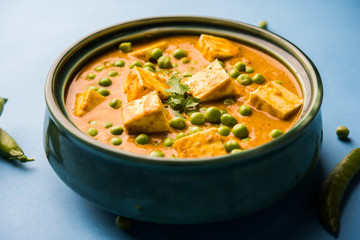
left=44, top=16, right=323, bottom=224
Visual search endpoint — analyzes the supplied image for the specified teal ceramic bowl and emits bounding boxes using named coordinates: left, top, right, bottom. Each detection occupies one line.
left=44, top=16, right=323, bottom=224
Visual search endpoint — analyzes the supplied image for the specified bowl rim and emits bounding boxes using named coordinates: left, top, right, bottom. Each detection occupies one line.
left=44, top=15, right=323, bottom=166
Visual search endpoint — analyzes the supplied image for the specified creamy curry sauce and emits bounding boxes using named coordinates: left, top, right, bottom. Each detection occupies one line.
left=65, top=35, right=303, bottom=158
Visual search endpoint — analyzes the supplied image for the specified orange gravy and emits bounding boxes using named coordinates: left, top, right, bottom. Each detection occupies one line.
left=65, top=35, right=302, bottom=158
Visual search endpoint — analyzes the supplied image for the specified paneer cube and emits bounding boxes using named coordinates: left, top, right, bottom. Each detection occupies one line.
left=247, top=81, right=303, bottom=119
left=185, top=60, right=237, bottom=103
left=74, top=88, right=106, bottom=117
left=121, top=91, right=171, bottom=134
left=129, top=41, right=168, bottom=61
left=196, top=34, right=240, bottom=61
left=124, top=66, right=169, bottom=101
left=173, top=128, right=227, bottom=158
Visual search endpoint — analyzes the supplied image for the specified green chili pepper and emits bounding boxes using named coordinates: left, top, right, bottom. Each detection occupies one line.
left=318, top=148, right=360, bottom=234
left=0, top=97, right=8, bottom=116
left=0, top=128, right=34, bottom=162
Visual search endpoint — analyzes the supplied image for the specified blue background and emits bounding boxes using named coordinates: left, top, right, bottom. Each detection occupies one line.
left=1, top=0, right=360, bottom=239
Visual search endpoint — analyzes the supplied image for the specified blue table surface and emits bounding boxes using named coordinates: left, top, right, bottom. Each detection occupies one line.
left=1, top=0, right=360, bottom=239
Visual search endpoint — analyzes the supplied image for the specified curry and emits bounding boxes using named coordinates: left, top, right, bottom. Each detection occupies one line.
left=65, top=34, right=303, bottom=158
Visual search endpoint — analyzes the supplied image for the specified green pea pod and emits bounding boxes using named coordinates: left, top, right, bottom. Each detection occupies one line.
left=318, top=148, right=360, bottom=234
left=0, top=128, right=34, bottom=162
left=0, top=97, right=8, bottom=116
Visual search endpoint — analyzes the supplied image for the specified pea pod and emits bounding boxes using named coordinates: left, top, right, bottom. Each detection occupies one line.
left=0, top=97, right=7, bottom=116
left=0, top=128, right=34, bottom=162
left=318, top=148, right=360, bottom=233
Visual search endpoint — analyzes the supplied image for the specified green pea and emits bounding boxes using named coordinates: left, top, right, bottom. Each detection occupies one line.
left=276, top=80, right=283, bottom=84
left=181, top=57, right=190, bottom=63
left=110, top=126, right=124, bottom=135
left=172, top=70, right=180, bottom=76
left=242, top=137, right=251, bottom=142
left=232, top=124, right=248, bottom=138
left=189, top=112, right=205, bottom=125
left=89, top=120, right=97, bottom=125
left=183, top=72, right=193, bottom=78
left=119, top=42, right=131, bottom=52
left=245, top=66, right=254, bottom=73
left=234, top=62, right=246, bottom=72
left=105, top=62, right=112, bottom=68
left=130, top=61, right=143, bottom=69
left=144, top=66, right=155, bottom=72
left=238, top=105, right=252, bottom=116
left=220, top=114, right=238, bottom=127
left=224, top=140, right=240, bottom=153
left=108, top=70, right=118, bottom=77
left=116, top=216, right=133, bottom=230
left=336, top=126, right=350, bottom=139
left=158, top=56, right=172, bottom=69
left=103, top=122, right=113, bottom=128
left=109, top=99, right=122, bottom=109
left=173, top=49, right=188, bottom=59
left=218, top=126, right=230, bottom=136
left=224, top=98, right=235, bottom=104
left=229, top=68, right=240, bottom=78
left=170, top=117, right=186, bottom=129
left=259, top=20, right=267, bottom=29
left=189, top=126, right=201, bottom=134
left=95, top=66, right=105, bottom=72
left=218, top=60, right=225, bottom=68
left=144, top=62, right=155, bottom=70
left=237, top=74, right=252, bottom=86
left=270, top=129, right=284, bottom=138
left=98, top=78, right=112, bottom=87
left=151, top=48, right=163, bottom=60
left=135, top=133, right=149, bottom=145
left=205, top=107, right=222, bottom=123
left=176, top=132, right=187, bottom=139
left=252, top=73, right=265, bottom=84
left=186, top=109, right=199, bottom=116
left=86, top=73, right=96, bottom=79
left=97, top=88, right=110, bottom=96
left=87, top=128, right=98, bottom=137
left=163, top=137, right=175, bottom=147
left=113, top=60, right=125, bottom=67
left=231, top=149, right=243, bottom=154
left=220, top=109, right=227, bottom=115
left=110, top=137, right=122, bottom=146
left=88, top=86, right=99, bottom=91
left=150, top=150, right=165, bottom=157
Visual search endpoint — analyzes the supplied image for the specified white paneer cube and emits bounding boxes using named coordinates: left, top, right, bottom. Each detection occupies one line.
left=247, top=81, right=303, bottom=119
left=173, top=128, right=227, bottom=158
left=185, top=60, right=237, bottom=103
left=123, top=66, right=169, bottom=102
left=196, top=34, right=240, bottom=61
left=74, top=88, right=106, bottom=117
left=121, top=91, right=171, bottom=134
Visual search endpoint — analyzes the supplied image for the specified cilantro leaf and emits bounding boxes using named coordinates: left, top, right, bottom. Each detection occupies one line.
left=165, top=76, right=190, bottom=95
left=165, top=75, right=199, bottom=113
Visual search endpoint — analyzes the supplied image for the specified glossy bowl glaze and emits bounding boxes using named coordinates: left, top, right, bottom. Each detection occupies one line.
left=44, top=16, right=323, bottom=224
